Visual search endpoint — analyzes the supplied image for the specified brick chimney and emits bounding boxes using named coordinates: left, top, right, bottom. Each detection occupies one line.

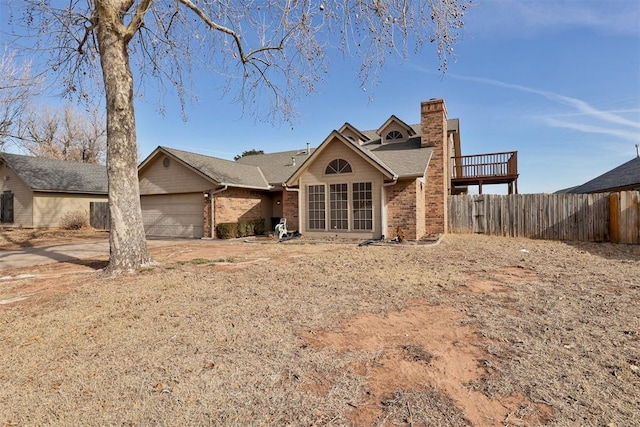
left=421, top=99, right=449, bottom=236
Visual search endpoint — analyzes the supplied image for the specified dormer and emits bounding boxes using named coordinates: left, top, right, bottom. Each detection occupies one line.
left=338, top=122, right=370, bottom=145
left=377, top=115, right=416, bottom=144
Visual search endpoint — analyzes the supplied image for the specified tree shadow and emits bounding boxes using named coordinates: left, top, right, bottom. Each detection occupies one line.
left=561, top=240, right=640, bottom=263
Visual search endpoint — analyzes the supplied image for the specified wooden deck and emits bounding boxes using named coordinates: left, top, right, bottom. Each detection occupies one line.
left=451, top=151, right=519, bottom=194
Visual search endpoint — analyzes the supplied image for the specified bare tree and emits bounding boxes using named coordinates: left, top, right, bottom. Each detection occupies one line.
left=4, top=0, right=469, bottom=273
left=20, top=104, right=106, bottom=164
left=0, top=49, right=40, bottom=148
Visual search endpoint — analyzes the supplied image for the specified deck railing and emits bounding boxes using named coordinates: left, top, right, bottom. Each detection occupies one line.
left=451, top=151, right=518, bottom=180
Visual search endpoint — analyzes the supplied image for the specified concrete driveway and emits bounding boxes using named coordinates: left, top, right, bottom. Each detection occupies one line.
left=0, top=239, right=185, bottom=270
left=0, top=240, right=109, bottom=270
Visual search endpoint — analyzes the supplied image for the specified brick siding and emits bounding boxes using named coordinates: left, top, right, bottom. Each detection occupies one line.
left=386, top=179, right=419, bottom=240
left=282, top=189, right=299, bottom=231
left=421, top=99, right=449, bottom=236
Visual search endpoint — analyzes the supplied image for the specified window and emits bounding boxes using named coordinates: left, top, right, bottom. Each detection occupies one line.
left=307, top=185, right=325, bottom=230
left=352, top=182, right=373, bottom=230
left=386, top=130, right=403, bottom=140
left=325, top=158, right=352, bottom=175
left=0, top=191, right=13, bottom=223
left=329, top=183, right=349, bottom=230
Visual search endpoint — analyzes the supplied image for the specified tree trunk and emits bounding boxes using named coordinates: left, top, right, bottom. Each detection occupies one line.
left=96, top=5, right=151, bottom=273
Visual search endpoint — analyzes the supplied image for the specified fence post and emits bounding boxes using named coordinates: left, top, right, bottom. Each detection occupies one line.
left=609, top=193, right=620, bottom=243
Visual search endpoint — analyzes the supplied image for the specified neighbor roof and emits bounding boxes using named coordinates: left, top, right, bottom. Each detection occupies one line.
left=0, top=152, right=108, bottom=194
left=568, top=157, right=640, bottom=193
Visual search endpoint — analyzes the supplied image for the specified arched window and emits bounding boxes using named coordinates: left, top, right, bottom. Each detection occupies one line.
left=325, top=158, right=352, bottom=174
left=386, top=130, right=403, bottom=140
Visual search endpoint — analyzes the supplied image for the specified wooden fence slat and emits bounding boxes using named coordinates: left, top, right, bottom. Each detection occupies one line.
left=447, top=191, right=638, bottom=243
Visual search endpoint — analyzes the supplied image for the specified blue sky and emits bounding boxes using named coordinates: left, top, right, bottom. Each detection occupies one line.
left=3, top=1, right=640, bottom=194
left=132, top=0, right=640, bottom=194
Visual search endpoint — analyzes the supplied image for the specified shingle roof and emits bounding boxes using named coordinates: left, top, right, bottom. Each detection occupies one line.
left=568, top=156, right=640, bottom=193
left=161, top=147, right=271, bottom=189
left=236, top=119, right=458, bottom=181
left=235, top=148, right=315, bottom=185
left=0, top=152, right=107, bottom=193
left=366, top=137, right=433, bottom=177
left=157, top=117, right=458, bottom=187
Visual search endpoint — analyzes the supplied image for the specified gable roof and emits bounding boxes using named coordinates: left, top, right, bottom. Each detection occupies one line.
left=235, top=148, right=315, bottom=186
left=145, top=117, right=460, bottom=190
left=0, top=152, right=107, bottom=194
left=568, top=156, right=640, bottom=193
left=142, top=146, right=271, bottom=190
left=338, top=122, right=371, bottom=144
left=286, top=130, right=398, bottom=186
left=376, top=115, right=417, bottom=137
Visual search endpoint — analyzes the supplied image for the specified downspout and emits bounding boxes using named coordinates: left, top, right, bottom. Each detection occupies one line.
left=381, top=175, right=399, bottom=239
left=206, top=185, right=228, bottom=239
left=282, top=183, right=300, bottom=232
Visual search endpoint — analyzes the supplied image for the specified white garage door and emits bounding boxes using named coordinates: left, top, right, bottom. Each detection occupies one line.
left=141, top=193, right=204, bottom=238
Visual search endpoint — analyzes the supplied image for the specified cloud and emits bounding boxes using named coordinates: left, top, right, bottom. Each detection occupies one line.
left=466, top=0, right=640, bottom=38
left=449, top=73, right=640, bottom=142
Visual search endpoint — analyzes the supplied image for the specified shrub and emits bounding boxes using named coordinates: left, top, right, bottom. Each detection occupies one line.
left=216, top=222, right=238, bottom=239
left=253, top=218, right=266, bottom=235
left=217, top=218, right=266, bottom=239
left=61, top=210, right=90, bottom=230
left=238, top=221, right=252, bottom=237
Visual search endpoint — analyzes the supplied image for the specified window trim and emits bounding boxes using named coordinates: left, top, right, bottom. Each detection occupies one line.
left=385, top=130, right=403, bottom=141
left=325, top=158, right=353, bottom=175
left=305, top=181, right=374, bottom=233
left=307, top=184, right=326, bottom=230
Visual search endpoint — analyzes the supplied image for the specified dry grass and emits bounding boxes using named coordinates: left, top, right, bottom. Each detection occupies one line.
left=1, top=234, right=639, bottom=426
left=0, top=227, right=107, bottom=249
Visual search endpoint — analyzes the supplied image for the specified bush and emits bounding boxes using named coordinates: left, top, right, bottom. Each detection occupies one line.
left=253, top=218, right=266, bottom=235
left=61, top=210, right=90, bottom=230
left=238, top=221, right=252, bottom=238
left=216, top=222, right=238, bottom=239
left=216, top=218, right=266, bottom=239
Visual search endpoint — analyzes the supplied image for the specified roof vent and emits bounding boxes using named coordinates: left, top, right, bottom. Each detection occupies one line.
left=291, top=157, right=296, bottom=166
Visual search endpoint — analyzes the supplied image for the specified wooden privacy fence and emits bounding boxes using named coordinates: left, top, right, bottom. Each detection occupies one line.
left=448, top=192, right=639, bottom=243
left=90, top=202, right=110, bottom=230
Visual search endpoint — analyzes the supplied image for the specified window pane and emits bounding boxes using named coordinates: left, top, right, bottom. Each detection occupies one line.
left=352, top=182, right=373, bottom=230
left=329, top=183, right=348, bottom=230
left=307, top=185, right=325, bottom=230
left=325, top=159, right=352, bottom=174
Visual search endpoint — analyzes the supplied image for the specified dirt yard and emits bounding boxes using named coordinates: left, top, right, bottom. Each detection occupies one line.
left=1, top=230, right=639, bottom=426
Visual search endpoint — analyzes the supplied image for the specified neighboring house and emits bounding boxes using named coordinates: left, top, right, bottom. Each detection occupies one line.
left=568, top=156, right=640, bottom=194
left=138, top=98, right=518, bottom=240
left=0, top=153, right=108, bottom=228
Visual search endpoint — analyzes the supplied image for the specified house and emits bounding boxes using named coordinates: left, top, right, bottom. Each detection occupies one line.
left=138, top=98, right=519, bottom=240
left=0, top=153, right=108, bottom=228
left=567, top=156, right=640, bottom=194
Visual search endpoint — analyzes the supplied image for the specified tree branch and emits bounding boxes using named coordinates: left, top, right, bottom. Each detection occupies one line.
left=124, top=0, right=153, bottom=42
left=177, top=0, right=249, bottom=63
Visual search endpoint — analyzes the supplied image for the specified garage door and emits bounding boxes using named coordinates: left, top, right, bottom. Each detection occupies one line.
left=141, top=193, right=204, bottom=238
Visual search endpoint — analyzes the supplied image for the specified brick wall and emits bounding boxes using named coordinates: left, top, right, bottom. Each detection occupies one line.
left=386, top=179, right=419, bottom=240
left=421, top=99, right=449, bottom=236
left=282, top=189, right=299, bottom=231
left=203, top=195, right=212, bottom=238
left=213, top=187, right=268, bottom=234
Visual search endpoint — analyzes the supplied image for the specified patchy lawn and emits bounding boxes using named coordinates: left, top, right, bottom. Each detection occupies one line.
left=1, top=234, right=639, bottom=426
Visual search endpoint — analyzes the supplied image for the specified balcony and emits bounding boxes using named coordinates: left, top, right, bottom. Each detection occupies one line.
left=451, top=151, right=519, bottom=194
